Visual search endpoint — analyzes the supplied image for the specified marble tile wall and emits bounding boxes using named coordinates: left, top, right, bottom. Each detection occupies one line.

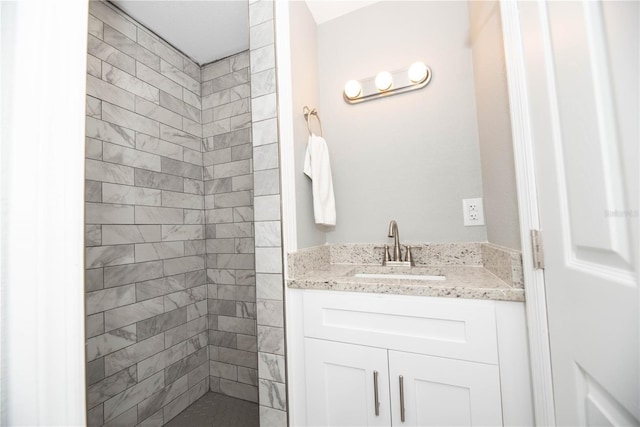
left=248, top=1, right=289, bottom=426
left=84, top=2, right=208, bottom=425
left=201, top=52, right=259, bottom=403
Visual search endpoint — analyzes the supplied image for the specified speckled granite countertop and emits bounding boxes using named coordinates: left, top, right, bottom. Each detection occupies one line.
left=287, top=244, right=525, bottom=302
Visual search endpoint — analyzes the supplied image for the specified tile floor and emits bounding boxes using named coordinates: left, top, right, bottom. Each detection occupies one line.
left=165, top=392, right=259, bottom=427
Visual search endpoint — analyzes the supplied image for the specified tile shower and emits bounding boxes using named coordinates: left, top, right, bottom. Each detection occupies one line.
left=83, top=2, right=283, bottom=425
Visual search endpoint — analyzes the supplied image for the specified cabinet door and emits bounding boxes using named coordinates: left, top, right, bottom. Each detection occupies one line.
left=389, top=351, right=502, bottom=426
left=305, top=338, right=391, bottom=426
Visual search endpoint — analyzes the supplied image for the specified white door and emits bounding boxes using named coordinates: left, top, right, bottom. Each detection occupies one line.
left=518, top=1, right=639, bottom=424
left=388, top=351, right=502, bottom=426
left=305, top=338, right=391, bottom=426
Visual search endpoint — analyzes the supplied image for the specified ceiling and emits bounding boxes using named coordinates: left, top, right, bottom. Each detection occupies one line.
left=109, top=0, right=380, bottom=66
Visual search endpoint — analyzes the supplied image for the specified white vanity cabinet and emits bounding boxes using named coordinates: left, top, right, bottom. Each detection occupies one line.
left=293, top=290, right=533, bottom=426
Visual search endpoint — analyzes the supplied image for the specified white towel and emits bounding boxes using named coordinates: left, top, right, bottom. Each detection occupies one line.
left=304, top=134, right=336, bottom=226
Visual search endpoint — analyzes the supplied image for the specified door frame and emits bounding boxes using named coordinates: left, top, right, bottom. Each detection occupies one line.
left=500, top=1, right=556, bottom=425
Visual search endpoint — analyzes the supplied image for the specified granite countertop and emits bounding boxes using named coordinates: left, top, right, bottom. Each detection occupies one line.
left=288, top=264, right=525, bottom=302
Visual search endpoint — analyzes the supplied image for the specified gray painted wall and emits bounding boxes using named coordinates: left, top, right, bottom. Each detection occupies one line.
left=289, top=1, right=327, bottom=249
left=468, top=1, right=521, bottom=250
left=316, top=1, right=488, bottom=245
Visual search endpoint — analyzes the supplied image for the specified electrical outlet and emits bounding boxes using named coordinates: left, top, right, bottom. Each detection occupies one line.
left=463, top=198, right=485, bottom=226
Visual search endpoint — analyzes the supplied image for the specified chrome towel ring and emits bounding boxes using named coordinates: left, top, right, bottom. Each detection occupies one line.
left=303, top=106, right=323, bottom=137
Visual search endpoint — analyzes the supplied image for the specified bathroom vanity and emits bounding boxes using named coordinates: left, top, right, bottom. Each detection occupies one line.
left=286, top=243, right=533, bottom=426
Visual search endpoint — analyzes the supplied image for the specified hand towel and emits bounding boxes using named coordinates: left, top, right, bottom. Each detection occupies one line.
left=304, top=134, right=336, bottom=226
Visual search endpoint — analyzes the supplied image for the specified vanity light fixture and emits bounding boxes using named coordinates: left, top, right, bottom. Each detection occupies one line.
left=344, top=80, right=362, bottom=100
left=343, top=61, right=432, bottom=104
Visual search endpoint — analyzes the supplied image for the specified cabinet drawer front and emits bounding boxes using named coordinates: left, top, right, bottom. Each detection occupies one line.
left=303, top=291, right=498, bottom=364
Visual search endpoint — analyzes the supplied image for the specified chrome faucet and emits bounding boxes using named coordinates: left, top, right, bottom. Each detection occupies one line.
left=388, top=220, right=401, bottom=261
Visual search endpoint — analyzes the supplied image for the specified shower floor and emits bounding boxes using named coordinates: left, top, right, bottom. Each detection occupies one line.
left=165, top=392, right=259, bottom=427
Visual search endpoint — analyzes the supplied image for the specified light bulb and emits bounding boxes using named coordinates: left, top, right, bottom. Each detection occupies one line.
left=408, top=62, right=428, bottom=83
left=375, top=71, right=393, bottom=91
left=344, top=80, right=362, bottom=99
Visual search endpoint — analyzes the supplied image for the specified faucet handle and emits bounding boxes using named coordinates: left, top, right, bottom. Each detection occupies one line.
left=384, top=245, right=391, bottom=263
left=405, top=245, right=413, bottom=264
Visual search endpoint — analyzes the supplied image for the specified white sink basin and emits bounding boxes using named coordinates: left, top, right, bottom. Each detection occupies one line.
left=354, top=273, right=446, bottom=281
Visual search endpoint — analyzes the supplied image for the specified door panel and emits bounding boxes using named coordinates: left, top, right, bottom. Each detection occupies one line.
left=388, top=351, right=502, bottom=426
left=305, top=338, right=391, bottom=426
left=518, top=0, right=639, bottom=424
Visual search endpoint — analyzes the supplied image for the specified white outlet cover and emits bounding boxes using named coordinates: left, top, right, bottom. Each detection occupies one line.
left=463, top=198, right=485, bottom=226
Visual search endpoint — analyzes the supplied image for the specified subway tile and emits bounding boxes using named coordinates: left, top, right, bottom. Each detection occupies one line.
left=202, top=89, right=230, bottom=110
left=251, top=93, right=277, bottom=122
left=137, top=341, right=187, bottom=381
left=257, top=300, right=283, bottom=327
left=211, top=69, right=249, bottom=93
left=86, top=225, right=102, bottom=247
left=104, top=297, right=164, bottom=332
left=213, top=160, right=251, bottom=179
left=163, top=255, right=205, bottom=276
left=203, top=119, right=231, bottom=139
left=236, top=270, right=256, bottom=286
left=135, top=206, right=184, bottom=224
left=104, top=333, right=165, bottom=376
left=136, top=274, right=186, bottom=301
left=256, top=274, right=283, bottom=301
left=87, top=404, right=103, bottom=427
left=87, top=35, right=135, bottom=75
left=231, top=143, right=252, bottom=161
left=137, top=28, right=184, bottom=72
left=136, top=133, right=183, bottom=161
left=86, top=137, right=103, bottom=160
left=217, top=253, right=255, bottom=270
left=183, top=60, right=201, bottom=83
left=250, top=68, right=276, bottom=98
left=135, top=97, right=183, bottom=129
left=259, top=378, right=286, bottom=411
left=161, top=157, right=202, bottom=180
left=138, top=410, right=163, bottom=427
left=249, top=44, right=275, bottom=74
left=86, top=116, right=135, bottom=148
left=102, top=183, right=162, bottom=206
left=102, top=102, right=159, bottom=138
left=255, top=221, right=281, bottom=247
left=87, top=54, right=102, bottom=79
left=255, top=247, right=283, bottom=274
left=86, top=158, right=134, bottom=186
left=218, top=285, right=256, bottom=303
left=207, top=268, right=236, bottom=286
left=253, top=169, right=279, bottom=196
left=258, top=325, right=285, bottom=355
left=214, top=191, right=252, bottom=208
left=87, top=357, right=105, bottom=386
left=103, top=406, right=137, bottom=427
left=162, top=391, right=189, bottom=424
left=137, top=375, right=188, bottom=421
left=219, top=379, right=258, bottom=403
left=207, top=178, right=233, bottom=195
left=213, top=99, right=250, bottom=121
left=210, top=360, right=237, bottom=380
left=235, top=238, right=255, bottom=254
left=238, top=367, right=258, bottom=386
left=237, top=334, right=258, bottom=352
left=250, top=20, right=275, bottom=50
left=87, top=74, right=135, bottom=111
left=103, top=371, right=164, bottom=422
left=233, top=206, right=254, bottom=223
left=203, top=148, right=231, bottom=167
left=204, top=165, right=215, bottom=180
left=102, top=62, right=160, bottom=103
left=89, top=1, right=137, bottom=41
left=230, top=112, right=252, bottom=131
left=103, top=142, right=162, bottom=172
left=252, top=117, right=278, bottom=146
left=214, top=128, right=251, bottom=149
left=229, top=83, right=251, bottom=102
left=182, top=117, right=202, bottom=138
left=104, top=25, right=160, bottom=70
left=86, top=95, right=101, bottom=119
left=184, top=240, right=206, bottom=256
left=86, top=245, right=134, bottom=269
left=135, top=169, right=184, bottom=192
left=135, top=242, right=184, bottom=262
left=201, top=59, right=230, bottom=81
left=87, top=366, right=137, bottom=409
left=136, top=61, right=183, bottom=99
left=86, top=180, right=102, bottom=203
left=186, top=300, right=207, bottom=322
left=183, top=178, right=204, bottom=195
left=161, top=190, right=202, bottom=209
left=164, top=285, right=207, bottom=311
left=184, top=209, right=205, bottom=225
left=188, top=357, right=209, bottom=387
left=165, top=347, right=208, bottom=384
left=86, top=268, right=105, bottom=292
left=206, top=239, right=235, bottom=255
left=258, top=352, right=285, bottom=382
left=254, top=195, right=281, bottom=221
left=160, top=91, right=201, bottom=123
left=218, top=316, right=256, bottom=335
left=87, top=313, right=105, bottom=338
left=86, top=325, right=136, bottom=362
left=137, top=307, right=187, bottom=341
left=103, top=260, right=164, bottom=288
left=102, top=225, right=161, bottom=245
left=231, top=51, right=250, bottom=71
left=215, top=222, right=252, bottom=238
left=253, top=143, right=279, bottom=170
left=86, top=284, right=136, bottom=315
left=208, top=299, right=235, bottom=317
left=160, top=59, right=200, bottom=94
left=159, top=124, right=201, bottom=151
left=249, top=0, right=273, bottom=26
left=88, top=14, right=104, bottom=40
left=161, top=224, right=204, bottom=241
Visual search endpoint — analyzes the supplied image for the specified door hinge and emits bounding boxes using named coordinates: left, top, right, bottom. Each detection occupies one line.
left=531, top=229, right=545, bottom=269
